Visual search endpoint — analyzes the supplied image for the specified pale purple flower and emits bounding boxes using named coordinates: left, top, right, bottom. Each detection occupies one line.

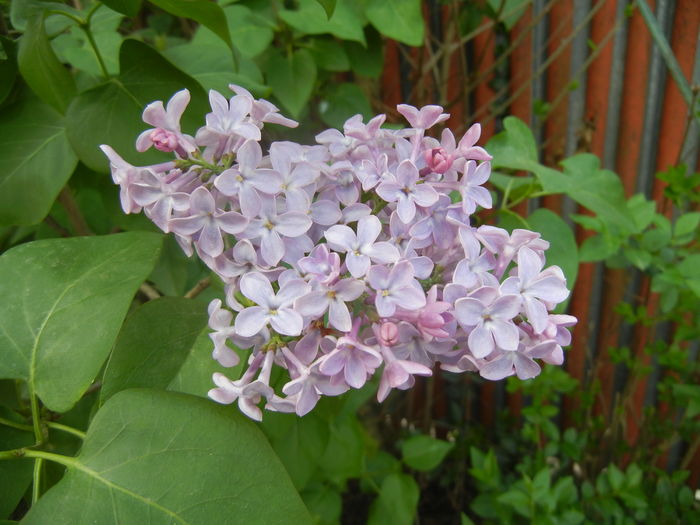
left=214, top=140, right=283, bottom=216
left=169, top=187, right=248, bottom=257
left=298, top=244, right=341, bottom=284
left=376, top=160, right=439, bottom=223
left=229, top=84, right=299, bottom=128
left=234, top=272, right=308, bottom=337
left=459, top=160, right=492, bottom=215
left=195, top=90, right=261, bottom=152
left=318, top=330, right=382, bottom=389
left=368, top=261, right=426, bottom=317
left=136, top=89, right=196, bottom=155
left=129, top=169, right=191, bottom=231
left=207, top=299, right=240, bottom=367
left=324, top=215, right=399, bottom=278
left=295, top=278, right=365, bottom=332
left=269, top=142, right=319, bottom=209
left=397, top=104, right=449, bottom=129
left=240, top=197, right=312, bottom=266
left=454, top=287, right=522, bottom=358
left=501, top=247, right=570, bottom=333
left=376, top=344, right=432, bottom=402
left=456, top=123, right=492, bottom=161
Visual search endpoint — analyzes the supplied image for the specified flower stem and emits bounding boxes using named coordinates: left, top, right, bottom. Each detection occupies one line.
left=32, top=458, right=43, bottom=503
left=46, top=422, right=86, bottom=440
left=0, top=417, right=33, bottom=433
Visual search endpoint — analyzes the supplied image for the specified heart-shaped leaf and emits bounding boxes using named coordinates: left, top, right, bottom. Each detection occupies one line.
left=265, top=49, right=316, bottom=118
left=22, top=389, right=313, bottom=524
left=0, top=96, right=77, bottom=226
left=0, top=232, right=162, bottom=412
left=365, top=0, right=424, bottom=47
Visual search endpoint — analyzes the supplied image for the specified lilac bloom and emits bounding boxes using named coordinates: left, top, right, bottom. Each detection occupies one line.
left=376, top=160, right=439, bottom=223
left=269, top=142, right=319, bottom=209
left=397, top=104, right=449, bottom=129
left=326, top=161, right=360, bottom=205
left=234, top=272, right=308, bottom=337
left=356, top=154, right=390, bottom=191
left=409, top=195, right=456, bottom=250
left=479, top=345, right=542, bottom=381
left=208, top=239, right=282, bottom=281
left=129, top=169, right=191, bottom=231
left=135, top=89, right=196, bottom=155
left=376, top=344, right=432, bottom=402
left=459, top=160, right=492, bottom=214
left=368, top=260, right=426, bottom=317
left=324, top=215, right=400, bottom=277
left=195, top=91, right=261, bottom=152
left=315, top=127, right=354, bottom=158
left=476, top=225, right=549, bottom=277
left=100, top=146, right=145, bottom=214
left=295, top=278, right=366, bottom=331
left=395, top=285, right=453, bottom=339
left=214, top=140, right=283, bottom=216
left=500, top=247, right=570, bottom=333
left=298, top=244, right=341, bottom=284
left=343, top=113, right=386, bottom=141
left=229, top=84, right=299, bottom=128
left=207, top=299, right=242, bottom=367
left=239, top=197, right=312, bottom=266
left=391, top=322, right=456, bottom=368
left=318, top=330, right=383, bottom=389
left=341, top=203, right=372, bottom=224
left=454, top=287, right=522, bottom=358
left=208, top=352, right=275, bottom=420
left=456, top=123, right=492, bottom=161
left=169, top=187, right=248, bottom=257
left=451, top=228, right=498, bottom=291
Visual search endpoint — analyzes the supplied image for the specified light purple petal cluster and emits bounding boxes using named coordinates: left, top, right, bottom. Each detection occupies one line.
left=102, top=89, right=576, bottom=420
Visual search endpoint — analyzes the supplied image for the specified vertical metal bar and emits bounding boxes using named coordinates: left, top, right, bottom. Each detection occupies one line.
left=637, top=0, right=676, bottom=195
left=603, top=0, right=631, bottom=169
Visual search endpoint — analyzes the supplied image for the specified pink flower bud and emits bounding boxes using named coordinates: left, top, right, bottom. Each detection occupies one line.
left=423, top=147, right=454, bottom=174
left=150, top=128, right=179, bottom=152
left=379, top=322, right=399, bottom=346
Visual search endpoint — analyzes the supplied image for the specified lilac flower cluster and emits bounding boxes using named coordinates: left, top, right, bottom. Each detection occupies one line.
left=102, top=86, right=576, bottom=420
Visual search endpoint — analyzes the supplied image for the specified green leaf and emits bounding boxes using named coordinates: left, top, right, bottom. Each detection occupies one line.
left=261, top=412, right=330, bottom=490
left=366, top=0, right=424, bottom=46
left=626, top=194, right=656, bottom=232
left=315, top=0, right=338, bottom=18
left=674, top=212, right=700, bottom=239
left=345, top=27, right=384, bottom=78
left=545, top=154, right=637, bottom=233
left=18, top=13, right=77, bottom=114
left=401, top=434, right=454, bottom=471
left=22, top=389, right=312, bottom=524
left=65, top=39, right=208, bottom=172
left=527, top=208, right=578, bottom=290
left=224, top=4, right=275, bottom=58
left=279, top=0, right=366, bottom=44
left=0, top=232, right=162, bottom=412
left=488, top=116, right=539, bottom=167
left=101, top=0, right=142, bottom=17
left=265, top=49, right=316, bottom=118
left=320, top=83, right=373, bottom=129
left=149, top=0, right=233, bottom=49
left=0, top=37, right=17, bottom=105
left=308, top=37, right=350, bottom=72
left=163, top=42, right=267, bottom=96
left=367, top=473, right=419, bottom=525
left=578, top=234, right=619, bottom=262
left=302, top=483, right=342, bottom=525
left=0, top=96, right=78, bottom=226
left=100, top=297, right=208, bottom=405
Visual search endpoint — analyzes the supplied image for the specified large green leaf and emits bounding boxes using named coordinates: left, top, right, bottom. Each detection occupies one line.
left=526, top=208, right=578, bottom=291
left=22, top=389, right=313, bottom=524
left=546, top=154, right=636, bottom=233
left=488, top=118, right=636, bottom=233
left=345, top=27, right=384, bottom=78
left=149, top=0, right=233, bottom=49
left=279, top=0, right=366, bottom=44
left=265, top=49, right=316, bottom=118
left=65, top=39, right=208, bottom=172
left=0, top=232, right=162, bottom=412
left=365, top=0, right=424, bottom=47
left=100, top=297, right=208, bottom=405
left=18, top=12, right=77, bottom=114
left=0, top=96, right=77, bottom=226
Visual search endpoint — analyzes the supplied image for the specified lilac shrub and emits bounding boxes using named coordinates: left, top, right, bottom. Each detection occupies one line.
left=102, top=86, right=576, bottom=421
